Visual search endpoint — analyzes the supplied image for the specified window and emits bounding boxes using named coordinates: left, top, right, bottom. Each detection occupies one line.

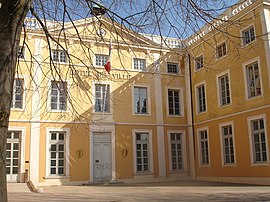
left=134, top=87, right=148, bottom=114
left=168, top=89, right=180, bottom=115
left=95, top=84, right=110, bottom=112
left=221, top=125, right=235, bottom=165
left=167, top=63, right=178, bottom=74
left=216, top=42, right=226, bottom=58
left=49, top=132, right=66, bottom=175
left=95, top=54, right=108, bottom=67
left=218, top=74, right=231, bottom=106
left=11, top=78, right=24, bottom=109
left=18, top=46, right=25, bottom=59
left=196, top=84, right=206, bottom=113
left=52, top=50, right=67, bottom=63
left=195, top=55, right=203, bottom=70
left=135, top=132, right=149, bottom=172
left=51, top=81, right=67, bottom=111
left=170, top=133, right=183, bottom=171
left=246, top=62, right=261, bottom=98
left=250, top=118, right=268, bottom=163
left=242, top=26, right=255, bottom=45
left=133, top=58, right=146, bottom=70
left=198, top=130, right=209, bottom=165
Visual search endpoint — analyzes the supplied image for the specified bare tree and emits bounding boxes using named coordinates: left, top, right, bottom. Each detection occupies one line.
left=0, top=0, right=243, bottom=201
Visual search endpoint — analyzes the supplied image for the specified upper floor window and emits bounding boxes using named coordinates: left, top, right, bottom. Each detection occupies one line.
left=51, top=81, right=67, bottom=111
left=18, top=46, right=25, bottom=59
left=195, top=55, right=203, bottom=70
left=167, top=63, right=178, bottom=74
left=216, top=42, right=227, bottom=58
left=218, top=73, right=231, bottom=106
left=242, top=26, right=255, bottom=45
left=250, top=118, right=268, bottom=164
left=52, top=50, right=67, bottom=63
left=95, top=84, right=110, bottom=113
left=196, top=84, right=206, bottom=113
left=95, top=54, right=108, bottom=67
left=133, top=58, right=146, bottom=70
left=245, top=62, right=261, bottom=98
left=11, top=78, right=24, bottom=109
left=168, top=89, right=180, bottom=115
left=134, top=86, right=148, bottom=114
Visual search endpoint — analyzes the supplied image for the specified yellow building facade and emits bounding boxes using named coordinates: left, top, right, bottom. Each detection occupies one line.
left=7, top=0, right=270, bottom=187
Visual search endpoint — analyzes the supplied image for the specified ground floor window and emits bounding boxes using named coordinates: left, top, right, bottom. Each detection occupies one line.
left=49, top=132, right=66, bottom=175
left=250, top=118, right=268, bottom=164
left=198, top=129, right=209, bottom=166
left=135, top=132, right=150, bottom=173
left=221, top=124, right=235, bottom=165
left=170, top=133, right=183, bottom=171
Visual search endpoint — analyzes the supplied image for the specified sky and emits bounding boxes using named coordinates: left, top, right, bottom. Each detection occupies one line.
left=31, top=0, right=240, bottom=39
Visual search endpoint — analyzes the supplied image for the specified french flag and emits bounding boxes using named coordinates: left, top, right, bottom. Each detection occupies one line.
left=104, top=39, right=112, bottom=73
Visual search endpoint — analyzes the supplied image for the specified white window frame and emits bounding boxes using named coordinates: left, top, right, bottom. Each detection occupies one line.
left=11, top=77, right=25, bottom=110
left=94, top=83, right=110, bottom=113
left=167, top=62, right=179, bottom=74
left=48, top=80, right=68, bottom=112
left=194, top=55, right=204, bottom=71
left=241, top=24, right=256, bottom=46
left=132, top=129, right=153, bottom=175
left=195, top=81, right=207, bottom=114
left=7, top=126, right=26, bottom=183
left=219, top=121, right=236, bottom=167
left=45, top=128, right=70, bottom=178
left=216, top=70, right=232, bottom=108
left=242, top=57, right=263, bottom=100
left=95, top=54, right=108, bottom=67
left=247, top=114, right=269, bottom=166
left=216, top=41, right=227, bottom=59
left=166, top=87, right=184, bottom=117
left=132, top=57, right=146, bottom=71
left=132, top=84, right=151, bottom=116
left=197, top=127, right=210, bottom=167
left=167, top=130, right=187, bottom=172
left=52, top=49, right=67, bottom=63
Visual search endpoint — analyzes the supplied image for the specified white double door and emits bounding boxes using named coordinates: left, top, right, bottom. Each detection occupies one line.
left=93, top=132, right=112, bottom=182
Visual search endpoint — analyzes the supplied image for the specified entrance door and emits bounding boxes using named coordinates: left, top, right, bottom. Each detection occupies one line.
left=93, top=132, right=111, bottom=182
left=6, top=131, right=21, bottom=182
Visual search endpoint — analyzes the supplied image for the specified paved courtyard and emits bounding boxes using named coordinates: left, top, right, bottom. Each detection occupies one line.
left=7, top=181, right=270, bottom=201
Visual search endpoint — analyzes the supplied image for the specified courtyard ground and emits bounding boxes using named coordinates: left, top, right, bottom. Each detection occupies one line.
left=7, top=180, right=270, bottom=201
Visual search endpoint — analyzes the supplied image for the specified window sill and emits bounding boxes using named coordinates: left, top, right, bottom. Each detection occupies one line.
left=167, top=114, right=183, bottom=117
left=242, top=39, right=257, bottom=48
left=247, top=94, right=263, bottom=100
left=44, top=175, right=70, bottom=179
left=251, top=162, right=269, bottom=166
left=133, top=113, right=151, bottom=117
left=10, top=108, right=24, bottom=112
left=48, top=110, right=69, bottom=113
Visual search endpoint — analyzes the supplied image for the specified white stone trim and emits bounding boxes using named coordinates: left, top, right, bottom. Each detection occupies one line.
left=247, top=113, right=269, bottom=166
left=132, top=129, right=153, bottom=175
left=215, top=40, right=228, bottom=61
left=132, top=56, right=148, bottom=71
left=240, top=22, right=257, bottom=47
left=218, top=121, right=237, bottom=167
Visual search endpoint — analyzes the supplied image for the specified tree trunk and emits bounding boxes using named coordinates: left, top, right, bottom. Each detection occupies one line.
left=0, top=1, right=32, bottom=201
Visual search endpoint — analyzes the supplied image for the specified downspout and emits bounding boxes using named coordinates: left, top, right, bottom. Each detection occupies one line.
left=188, top=53, right=197, bottom=180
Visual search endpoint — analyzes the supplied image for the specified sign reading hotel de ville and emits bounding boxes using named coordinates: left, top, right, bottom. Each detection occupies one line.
left=187, top=0, right=256, bottom=46
left=71, top=69, right=132, bottom=81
